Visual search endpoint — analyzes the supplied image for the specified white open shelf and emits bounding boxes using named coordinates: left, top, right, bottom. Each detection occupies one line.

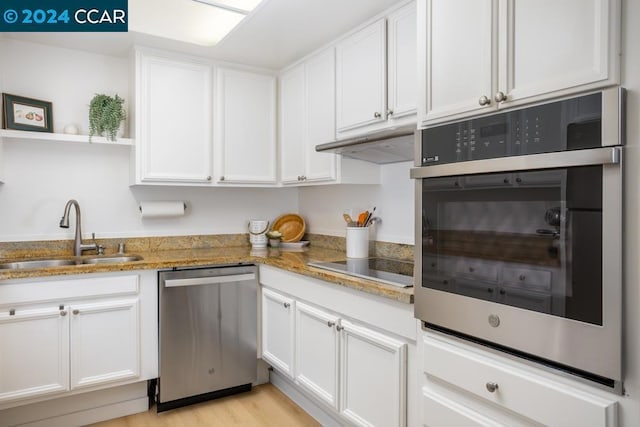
left=0, top=129, right=134, bottom=146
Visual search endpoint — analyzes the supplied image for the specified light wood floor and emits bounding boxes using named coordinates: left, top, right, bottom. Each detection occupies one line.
left=90, top=384, right=320, bottom=427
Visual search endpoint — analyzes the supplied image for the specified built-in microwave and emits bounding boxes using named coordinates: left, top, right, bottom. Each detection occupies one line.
left=410, top=87, right=625, bottom=391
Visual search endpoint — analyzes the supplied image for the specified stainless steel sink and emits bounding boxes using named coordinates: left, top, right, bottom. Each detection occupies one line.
left=81, top=255, right=143, bottom=265
left=0, top=255, right=144, bottom=269
left=0, top=259, right=77, bottom=269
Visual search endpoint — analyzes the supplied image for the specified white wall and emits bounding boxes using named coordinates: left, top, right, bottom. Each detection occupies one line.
left=298, top=161, right=414, bottom=244
left=0, top=140, right=297, bottom=241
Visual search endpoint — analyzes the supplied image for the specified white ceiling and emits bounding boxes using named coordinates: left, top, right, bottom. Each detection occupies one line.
left=3, top=0, right=404, bottom=70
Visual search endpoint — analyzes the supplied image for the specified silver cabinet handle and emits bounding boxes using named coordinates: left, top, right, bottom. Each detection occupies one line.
left=494, top=91, right=507, bottom=103
left=220, top=176, right=225, bottom=181
left=73, top=309, right=80, bottom=315
left=206, top=176, right=212, bottom=181
left=386, top=109, right=394, bottom=117
left=336, top=325, right=344, bottom=331
left=327, top=321, right=335, bottom=327
left=60, top=310, right=67, bottom=316
left=374, top=112, right=381, bottom=118
left=486, top=382, right=499, bottom=393
left=519, top=275, right=526, bottom=281
left=478, top=95, right=491, bottom=106
left=284, top=302, right=290, bottom=308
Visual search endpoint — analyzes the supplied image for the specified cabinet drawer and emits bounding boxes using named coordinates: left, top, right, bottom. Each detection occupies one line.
left=0, top=275, right=139, bottom=306
left=422, top=334, right=618, bottom=427
left=501, top=267, right=551, bottom=291
left=422, top=388, right=503, bottom=427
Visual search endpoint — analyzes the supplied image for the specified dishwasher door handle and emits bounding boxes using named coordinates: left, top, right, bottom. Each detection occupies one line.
left=164, top=273, right=256, bottom=288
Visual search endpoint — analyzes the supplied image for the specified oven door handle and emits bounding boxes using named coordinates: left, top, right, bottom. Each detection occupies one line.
left=410, top=146, right=621, bottom=179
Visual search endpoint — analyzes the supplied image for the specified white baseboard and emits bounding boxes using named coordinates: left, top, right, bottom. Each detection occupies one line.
left=270, top=370, right=344, bottom=427
left=20, top=397, right=148, bottom=427
left=0, top=382, right=149, bottom=427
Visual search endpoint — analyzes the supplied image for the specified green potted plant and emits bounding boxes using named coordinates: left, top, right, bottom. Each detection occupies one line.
left=88, top=94, right=126, bottom=141
left=266, top=230, right=283, bottom=247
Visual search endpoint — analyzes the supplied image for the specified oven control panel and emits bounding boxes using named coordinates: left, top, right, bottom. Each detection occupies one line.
left=421, top=92, right=602, bottom=166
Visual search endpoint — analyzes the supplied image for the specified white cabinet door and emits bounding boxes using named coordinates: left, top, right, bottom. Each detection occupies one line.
left=0, top=306, right=69, bottom=403
left=70, top=299, right=140, bottom=389
left=279, top=64, right=306, bottom=184
left=420, top=0, right=496, bottom=125
left=340, top=320, right=407, bottom=427
left=305, top=49, right=337, bottom=182
left=216, top=68, right=277, bottom=184
left=499, top=0, right=618, bottom=106
left=295, top=302, right=340, bottom=410
left=387, top=2, right=418, bottom=121
left=261, top=288, right=295, bottom=378
left=137, top=52, right=213, bottom=183
left=336, top=19, right=387, bottom=132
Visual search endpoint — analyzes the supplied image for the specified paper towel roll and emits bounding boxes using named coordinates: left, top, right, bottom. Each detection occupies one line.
left=139, top=201, right=186, bottom=219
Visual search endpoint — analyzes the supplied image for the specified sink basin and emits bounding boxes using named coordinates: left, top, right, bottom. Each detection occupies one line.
left=0, top=259, right=77, bottom=269
left=81, top=255, right=144, bottom=265
left=0, top=255, right=144, bottom=269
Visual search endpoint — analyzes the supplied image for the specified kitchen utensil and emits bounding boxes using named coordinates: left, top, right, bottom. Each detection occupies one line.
left=272, top=213, right=306, bottom=242
left=357, top=211, right=369, bottom=227
left=343, top=213, right=354, bottom=225
left=364, top=207, right=376, bottom=226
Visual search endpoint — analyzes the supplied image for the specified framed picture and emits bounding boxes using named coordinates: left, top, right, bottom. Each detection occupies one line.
left=2, top=93, right=53, bottom=132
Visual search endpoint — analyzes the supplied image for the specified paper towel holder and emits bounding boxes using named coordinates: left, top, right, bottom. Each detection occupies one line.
left=138, top=202, right=187, bottom=213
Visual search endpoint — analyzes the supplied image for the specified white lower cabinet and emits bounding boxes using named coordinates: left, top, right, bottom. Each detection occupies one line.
left=70, top=299, right=139, bottom=389
left=0, top=273, right=156, bottom=411
left=421, top=331, right=619, bottom=427
left=0, top=299, right=139, bottom=404
left=261, top=288, right=295, bottom=377
left=295, top=302, right=340, bottom=410
left=340, top=319, right=407, bottom=427
left=262, top=285, right=408, bottom=427
left=0, top=306, right=70, bottom=403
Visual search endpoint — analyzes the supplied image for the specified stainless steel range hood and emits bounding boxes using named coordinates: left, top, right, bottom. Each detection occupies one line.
left=315, top=125, right=416, bottom=164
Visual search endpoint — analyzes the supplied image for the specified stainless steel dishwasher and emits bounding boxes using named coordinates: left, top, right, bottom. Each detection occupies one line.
left=158, top=264, right=257, bottom=412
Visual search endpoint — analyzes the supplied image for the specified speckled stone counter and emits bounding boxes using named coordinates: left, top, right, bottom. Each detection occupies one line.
left=0, top=236, right=414, bottom=304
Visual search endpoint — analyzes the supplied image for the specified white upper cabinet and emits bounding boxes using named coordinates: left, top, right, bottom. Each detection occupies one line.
left=279, top=64, right=307, bottom=184
left=500, top=0, right=618, bottom=104
left=305, top=50, right=338, bottom=182
left=133, top=50, right=213, bottom=184
left=279, top=48, right=337, bottom=185
left=337, top=1, right=417, bottom=138
left=387, top=2, right=419, bottom=121
left=419, top=0, right=620, bottom=126
left=336, top=19, right=387, bottom=133
left=215, top=67, right=277, bottom=185
left=420, top=0, right=495, bottom=124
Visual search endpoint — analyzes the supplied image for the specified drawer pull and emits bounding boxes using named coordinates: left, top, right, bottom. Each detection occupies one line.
left=486, top=382, right=499, bottom=393
left=327, top=321, right=335, bottom=327
left=519, top=274, right=526, bottom=281
left=283, top=302, right=290, bottom=309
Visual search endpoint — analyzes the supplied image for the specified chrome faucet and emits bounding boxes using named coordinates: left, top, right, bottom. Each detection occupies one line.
left=59, top=199, right=98, bottom=256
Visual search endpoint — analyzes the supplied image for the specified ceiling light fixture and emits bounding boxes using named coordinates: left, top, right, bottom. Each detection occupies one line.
left=192, top=0, right=251, bottom=15
left=130, top=0, right=265, bottom=47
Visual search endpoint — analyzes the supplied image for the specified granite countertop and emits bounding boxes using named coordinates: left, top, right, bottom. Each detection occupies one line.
left=0, top=246, right=414, bottom=304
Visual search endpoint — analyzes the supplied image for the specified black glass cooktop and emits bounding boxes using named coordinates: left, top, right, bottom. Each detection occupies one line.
left=308, top=258, right=414, bottom=288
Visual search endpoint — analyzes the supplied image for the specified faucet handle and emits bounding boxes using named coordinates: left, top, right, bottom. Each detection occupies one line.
left=117, top=243, right=126, bottom=254
left=97, top=245, right=105, bottom=255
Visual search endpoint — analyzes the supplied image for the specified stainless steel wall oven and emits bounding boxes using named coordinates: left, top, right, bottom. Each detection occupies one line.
left=411, top=88, right=625, bottom=391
